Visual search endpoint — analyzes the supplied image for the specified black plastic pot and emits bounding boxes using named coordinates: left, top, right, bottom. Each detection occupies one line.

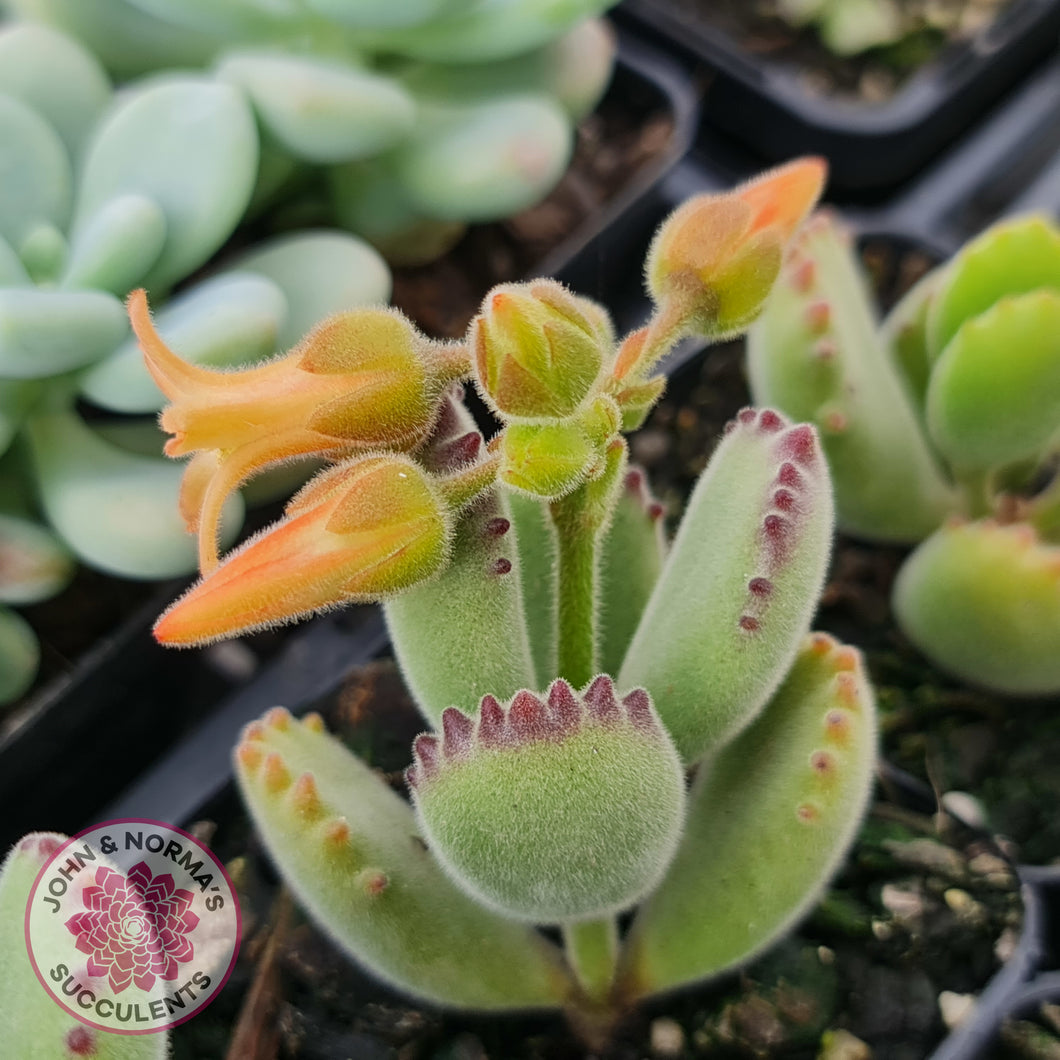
left=617, top=0, right=1060, bottom=192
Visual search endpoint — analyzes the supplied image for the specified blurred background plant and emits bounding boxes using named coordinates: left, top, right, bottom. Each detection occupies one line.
left=0, top=0, right=622, bottom=706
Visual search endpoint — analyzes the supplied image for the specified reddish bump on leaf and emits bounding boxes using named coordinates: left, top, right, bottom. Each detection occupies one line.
left=810, top=750, right=836, bottom=776
left=748, top=576, right=774, bottom=597
left=491, top=558, right=513, bottom=575
left=264, top=706, right=292, bottom=731
left=738, top=408, right=756, bottom=425
left=441, top=708, right=474, bottom=758
left=739, top=615, right=761, bottom=633
left=236, top=742, right=264, bottom=772
left=322, top=818, right=351, bottom=850
left=485, top=517, right=510, bottom=537
left=648, top=502, right=665, bottom=522
left=478, top=694, right=508, bottom=747
left=758, top=409, right=784, bottom=432
left=791, top=258, right=817, bottom=293
left=776, top=461, right=803, bottom=489
left=804, top=301, right=831, bottom=333
left=773, top=488, right=796, bottom=511
left=834, top=672, right=861, bottom=709
left=796, top=803, right=820, bottom=824
left=64, top=1027, right=96, bottom=1056
left=779, top=424, right=817, bottom=466
left=547, top=679, right=581, bottom=733
left=413, top=734, right=441, bottom=779
left=434, top=431, right=482, bottom=470
left=584, top=675, right=621, bottom=722
left=291, top=773, right=324, bottom=819
left=509, top=690, right=549, bottom=740
left=809, top=631, right=836, bottom=655
left=825, top=709, right=852, bottom=746
left=622, top=688, right=654, bottom=731
left=625, top=467, right=644, bottom=492
left=357, top=868, right=389, bottom=897
left=813, top=338, right=838, bottom=361
left=263, top=753, right=292, bottom=794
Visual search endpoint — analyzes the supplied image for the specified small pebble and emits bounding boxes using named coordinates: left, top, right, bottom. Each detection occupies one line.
left=883, top=838, right=966, bottom=881
left=817, top=1028, right=872, bottom=1060
left=941, top=790, right=989, bottom=830
left=938, top=991, right=976, bottom=1030
left=944, top=888, right=987, bottom=926
left=650, top=1016, right=685, bottom=1057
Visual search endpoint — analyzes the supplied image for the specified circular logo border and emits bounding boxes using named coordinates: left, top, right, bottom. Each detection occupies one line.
left=24, top=818, right=242, bottom=1036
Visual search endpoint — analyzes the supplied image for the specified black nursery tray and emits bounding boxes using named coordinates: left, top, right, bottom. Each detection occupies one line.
left=618, top=0, right=1060, bottom=191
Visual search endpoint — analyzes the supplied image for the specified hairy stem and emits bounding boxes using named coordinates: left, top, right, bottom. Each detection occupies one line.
left=562, top=916, right=619, bottom=1003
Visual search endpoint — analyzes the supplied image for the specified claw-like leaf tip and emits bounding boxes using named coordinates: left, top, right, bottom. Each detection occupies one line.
left=809, top=631, right=837, bottom=654
left=749, top=576, right=774, bottom=597
left=758, top=409, right=784, bottom=432
left=302, top=712, right=325, bottom=732
left=414, top=733, right=441, bottom=777
left=764, top=513, right=790, bottom=543
left=780, top=424, right=817, bottom=466
left=813, top=339, right=838, bottom=361
left=485, top=517, right=510, bottom=537
left=648, top=502, right=665, bottom=521
left=509, top=690, right=549, bottom=738
left=547, top=679, right=581, bottom=731
left=773, top=488, right=796, bottom=511
left=792, top=259, right=817, bottom=293
left=824, top=709, right=852, bottom=747
left=477, top=694, right=507, bottom=747
left=18, top=834, right=63, bottom=861
left=625, top=467, right=644, bottom=492
left=805, top=301, right=831, bottom=333
left=491, top=557, right=513, bottom=575
left=832, top=647, right=859, bottom=672
left=322, top=818, right=351, bottom=849
left=237, top=743, right=264, bottom=772
left=584, top=674, right=620, bottom=721
left=263, top=753, right=291, bottom=794
left=356, top=868, right=389, bottom=897
left=737, top=408, right=756, bottom=425
left=264, top=706, right=292, bottom=731
left=441, top=708, right=474, bottom=758
left=833, top=672, right=861, bottom=709
left=739, top=614, right=761, bottom=632
left=796, top=803, right=820, bottom=824
left=776, top=461, right=803, bottom=489
left=810, top=750, right=836, bottom=777
left=65, top=1026, right=96, bottom=1056
left=622, top=688, right=654, bottom=730
left=291, top=773, right=324, bottom=819
left=243, top=721, right=266, bottom=742
left=405, top=764, right=421, bottom=790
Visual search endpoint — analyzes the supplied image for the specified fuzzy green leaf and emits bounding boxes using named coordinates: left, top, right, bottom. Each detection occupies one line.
left=893, top=518, right=1060, bottom=695
left=619, top=409, right=834, bottom=764
left=0, top=513, right=74, bottom=605
left=618, top=634, right=876, bottom=998
left=235, top=707, right=573, bottom=1010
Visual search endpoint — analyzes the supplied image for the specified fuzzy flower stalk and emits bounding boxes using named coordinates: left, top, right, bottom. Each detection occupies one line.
left=144, top=159, right=878, bottom=1042
left=748, top=210, right=1060, bottom=694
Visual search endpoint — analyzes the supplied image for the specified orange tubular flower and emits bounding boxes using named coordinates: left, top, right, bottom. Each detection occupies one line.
left=154, top=454, right=452, bottom=647
left=620, top=157, right=827, bottom=380
left=128, top=290, right=469, bottom=572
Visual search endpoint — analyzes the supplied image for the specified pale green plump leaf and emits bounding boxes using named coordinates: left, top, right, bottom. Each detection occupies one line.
left=125, top=0, right=301, bottom=35
left=216, top=51, right=417, bottom=164
left=879, top=264, right=944, bottom=415
left=619, top=634, right=876, bottom=999
left=619, top=409, right=834, bottom=764
left=893, top=518, right=1060, bottom=695
left=355, top=0, right=616, bottom=63
left=224, top=230, right=392, bottom=349
left=235, top=707, right=573, bottom=1009
left=927, top=214, right=1060, bottom=360
left=25, top=408, right=243, bottom=578
left=71, top=77, right=258, bottom=292
left=3, top=0, right=220, bottom=79
left=598, top=467, right=666, bottom=677
left=304, top=0, right=471, bottom=30
left=0, top=381, right=43, bottom=457
left=0, top=608, right=39, bottom=705
left=0, top=236, right=30, bottom=289
left=0, top=94, right=71, bottom=255
left=394, top=94, right=572, bottom=222
left=61, top=193, right=167, bottom=294
left=0, top=513, right=74, bottom=605
left=748, top=213, right=957, bottom=542
left=80, top=272, right=286, bottom=413
left=0, top=23, right=111, bottom=164
left=0, top=287, right=129, bottom=379
left=411, top=678, right=685, bottom=923
left=386, top=491, right=537, bottom=723
left=926, top=290, right=1060, bottom=472
left=0, top=833, right=171, bottom=1054
left=820, top=0, right=902, bottom=54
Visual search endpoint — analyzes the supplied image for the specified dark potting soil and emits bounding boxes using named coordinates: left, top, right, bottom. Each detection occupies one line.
left=170, top=661, right=1022, bottom=1060
left=651, top=0, right=1012, bottom=101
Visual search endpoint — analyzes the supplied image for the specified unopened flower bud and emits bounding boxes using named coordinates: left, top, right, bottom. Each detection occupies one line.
left=470, top=280, right=610, bottom=419
left=154, top=454, right=451, bottom=646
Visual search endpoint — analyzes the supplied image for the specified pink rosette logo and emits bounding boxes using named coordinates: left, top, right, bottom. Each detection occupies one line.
left=26, top=820, right=240, bottom=1034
